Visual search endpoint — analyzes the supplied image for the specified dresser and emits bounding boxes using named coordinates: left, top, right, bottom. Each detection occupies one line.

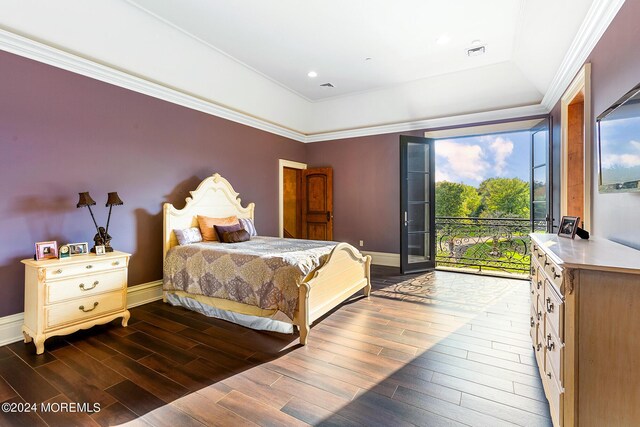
left=530, top=234, right=640, bottom=427
left=21, top=251, right=131, bottom=354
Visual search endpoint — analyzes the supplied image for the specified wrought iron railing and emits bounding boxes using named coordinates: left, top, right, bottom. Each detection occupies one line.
left=435, top=217, right=546, bottom=274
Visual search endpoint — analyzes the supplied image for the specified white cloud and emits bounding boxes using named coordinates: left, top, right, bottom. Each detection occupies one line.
left=631, top=140, right=640, bottom=151
left=488, top=137, right=514, bottom=176
left=435, top=139, right=488, bottom=182
left=602, top=153, right=640, bottom=168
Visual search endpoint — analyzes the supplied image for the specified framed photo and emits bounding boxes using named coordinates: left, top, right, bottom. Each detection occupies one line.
left=95, top=245, right=106, bottom=256
left=68, top=242, right=89, bottom=256
left=35, top=241, right=58, bottom=261
left=558, top=216, right=580, bottom=239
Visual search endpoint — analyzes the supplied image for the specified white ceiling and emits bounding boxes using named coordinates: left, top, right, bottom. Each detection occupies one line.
left=0, top=0, right=618, bottom=138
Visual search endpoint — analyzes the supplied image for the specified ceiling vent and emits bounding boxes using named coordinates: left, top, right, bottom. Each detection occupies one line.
left=466, top=45, right=486, bottom=57
left=320, top=82, right=335, bottom=88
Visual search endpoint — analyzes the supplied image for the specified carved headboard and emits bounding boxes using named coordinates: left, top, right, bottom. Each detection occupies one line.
left=162, top=173, right=255, bottom=259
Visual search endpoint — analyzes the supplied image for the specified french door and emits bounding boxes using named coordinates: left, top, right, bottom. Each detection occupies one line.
left=400, top=136, right=436, bottom=274
left=530, top=119, right=552, bottom=232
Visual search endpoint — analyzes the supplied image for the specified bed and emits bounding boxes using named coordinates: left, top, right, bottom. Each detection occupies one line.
left=162, top=173, right=371, bottom=344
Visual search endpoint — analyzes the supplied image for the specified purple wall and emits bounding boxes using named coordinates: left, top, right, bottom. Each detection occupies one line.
left=550, top=0, right=640, bottom=246
left=0, top=51, right=305, bottom=317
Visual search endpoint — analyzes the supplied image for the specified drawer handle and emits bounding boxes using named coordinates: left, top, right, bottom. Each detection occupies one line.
left=530, top=266, right=535, bottom=276
left=530, top=316, right=535, bottom=327
left=53, top=269, right=63, bottom=274
left=544, top=260, right=550, bottom=267
left=530, top=288, right=534, bottom=295
left=86, top=265, right=93, bottom=269
left=537, top=253, right=544, bottom=259
left=536, top=343, right=542, bottom=352
left=112, top=261, right=120, bottom=266
left=546, top=334, right=555, bottom=351
left=547, top=372, right=552, bottom=379
left=537, top=311, right=542, bottom=321
left=546, top=297, right=554, bottom=313
left=537, top=280, right=542, bottom=290
left=79, top=281, right=99, bottom=291
left=553, top=272, right=561, bottom=279
left=79, top=302, right=99, bottom=312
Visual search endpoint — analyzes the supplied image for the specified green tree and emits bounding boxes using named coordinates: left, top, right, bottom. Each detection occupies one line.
left=478, top=177, right=530, bottom=218
left=436, top=182, right=481, bottom=217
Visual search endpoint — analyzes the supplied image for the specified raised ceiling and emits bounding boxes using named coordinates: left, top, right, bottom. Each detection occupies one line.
left=0, top=0, right=623, bottom=140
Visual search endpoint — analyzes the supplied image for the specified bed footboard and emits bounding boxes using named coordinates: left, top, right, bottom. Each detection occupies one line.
left=296, top=243, right=371, bottom=345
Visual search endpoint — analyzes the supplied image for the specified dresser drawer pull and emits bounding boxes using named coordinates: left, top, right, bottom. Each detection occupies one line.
left=537, top=343, right=542, bottom=351
left=53, top=269, right=63, bottom=274
left=544, top=260, right=550, bottom=267
left=79, top=281, right=99, bottom=291
left=537, top=253, right=544, bottom=259
left=79, top=302, right=99, bottom=312
left=547, top=372, right=552, bottom=379
left=86, top=265, right=93, bottom=270
left=537, top=311, right=542, bottom=321
left=546, top=297, right=555, bottom=313
left=530, top=266, right=536, bottom=276
left=530, top=316, right=535, bottom=327
left=531, top=288, right=534, bottom=295
left=553, top=272, right=561, bottom=279
left=537, top=280, right=542, bottom=290
left=112, top=261, right=120, bottom=266
left=546, top=334, right=555, bottom=351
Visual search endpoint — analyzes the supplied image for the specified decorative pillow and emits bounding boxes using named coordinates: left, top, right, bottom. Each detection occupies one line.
left=214, top=223, right=243, bottom=241
left=197, top=215, right=238, bottom=241
left=239, top=218, right=257, bottom=237
left=174, top=227, right=203, bottom=246
left=220, top=229, right=250, bottom=243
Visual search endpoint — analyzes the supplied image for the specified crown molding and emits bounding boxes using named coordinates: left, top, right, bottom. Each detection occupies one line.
left=304, top=104, right=549, bottom=142
left=1, top=27, right=552, bottom=144
left=541, top=0, right=625, bottom=111
left=0, top=28, right=308, bottom=142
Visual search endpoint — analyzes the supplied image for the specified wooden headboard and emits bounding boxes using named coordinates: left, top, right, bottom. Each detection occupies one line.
left=162, top=173, right=255, bottom=259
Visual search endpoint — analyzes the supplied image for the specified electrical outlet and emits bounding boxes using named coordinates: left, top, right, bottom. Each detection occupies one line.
left=359, top=240, right=364, bottom=247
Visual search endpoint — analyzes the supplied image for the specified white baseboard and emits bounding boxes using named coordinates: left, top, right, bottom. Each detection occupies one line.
left=0, top=280, right=164, bottom=347
left=362, top=251, right=400, bottom=267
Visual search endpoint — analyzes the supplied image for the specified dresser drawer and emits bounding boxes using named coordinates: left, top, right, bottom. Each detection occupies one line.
left=45, top=256, right=127, bottom=280
left=544, top=279, right=564, bottom=341
left=44, top=291, right=126, bottom=330
left=543, top=256, right=564, bottom=293
left=545, top=317, right=564, bottom=386
left=46, top=270, right=126, bottom=304
left=544, top=354, right=564, bottom=427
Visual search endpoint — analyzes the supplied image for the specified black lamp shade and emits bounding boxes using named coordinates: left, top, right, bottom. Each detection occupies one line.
left=77, top=192, right=96, bottom=208
left=106, top=192, right=124, bottom=207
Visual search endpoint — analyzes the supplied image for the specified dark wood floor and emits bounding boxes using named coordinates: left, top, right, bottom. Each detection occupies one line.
left=0, top=267, right=551, bottom=426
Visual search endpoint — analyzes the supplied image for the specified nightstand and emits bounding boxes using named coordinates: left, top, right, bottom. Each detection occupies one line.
left=21, top=250, right=131, bottom=354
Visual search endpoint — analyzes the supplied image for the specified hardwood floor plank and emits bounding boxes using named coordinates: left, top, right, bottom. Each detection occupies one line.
left=217, top=390, right=309, bottom=427
left=98, top=330, right=154, bottom=360
left=123, top=331, right=198, bottom=364
left=103, top=354, right=189, bottom=402
left=91, top=402, right=139, bottom=427
left=130, top=308, right=189, bottom=333
left=7, top=341, right=58, bottom=368
left=132, top=321, right=199, bottom=350
left=64, top=335, right=119, bottom=361
left=105, top=380, right=165, bottom=416
left=0, top=356, right=59, bottom=403
left=171, top=391, right=258, bottom=427
left=221, top=372, right=292, bottom=409
left=460, top=393, right=552, bottom=427
left=36, top=360, right=116, bottom=409
left=0, top=396, right=47, bottom=427
left=0, top=377, right=16, bottom=403
left=51, top=344, right=125, bottom=389
left=180, top=327, right=257, bottom=359
left=281, top=397, right=361, bottom=427
left=270, top=376, right=350, bottom=413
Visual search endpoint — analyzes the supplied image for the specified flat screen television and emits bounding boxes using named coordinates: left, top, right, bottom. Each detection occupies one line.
left=597, top=83, right=640, bottom=193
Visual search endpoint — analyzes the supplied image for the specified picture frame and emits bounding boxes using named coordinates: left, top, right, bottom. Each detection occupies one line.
left=35, top=241, right=58, bottom=261
left=95, top=245, right=106, bottom=256
left=68, top=242, right=89, bottom=256
left=558, top=216, right=580, bottom=239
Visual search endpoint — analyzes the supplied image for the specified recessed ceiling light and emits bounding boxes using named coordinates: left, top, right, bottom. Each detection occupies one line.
left=365, top=57, right=372, bottom=61
left=470, top=39, right=482, bottom=46
left=436, top=35, right=450, bottom=45
left=307, top=71, right=318, bottom=78
left=467, top=45, right=486, bottom=56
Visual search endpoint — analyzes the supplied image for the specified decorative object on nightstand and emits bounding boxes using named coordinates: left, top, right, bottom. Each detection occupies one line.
left=76, top=191, right=124, bottom=253
left=35, top=241, right=58, bottom=261
left=21, top=251, right=131, bottom=354
left=558, top=216, right=579, bottom=239
left=59, top=244, right=70, bottom=258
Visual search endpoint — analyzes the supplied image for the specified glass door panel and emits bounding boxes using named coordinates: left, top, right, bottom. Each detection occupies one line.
left=531, top=121, right=551, bottom=232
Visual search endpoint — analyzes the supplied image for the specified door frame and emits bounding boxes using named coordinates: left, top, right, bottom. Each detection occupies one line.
left=278, top=159, right=307, bottom=238
left=560, top=63, right=592, bottom=231
left=400, top=135, right=436, bottom=274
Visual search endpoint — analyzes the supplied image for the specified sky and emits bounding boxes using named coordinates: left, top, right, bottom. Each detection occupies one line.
left=435, top=131, right=532, bottom=186
left=599, top=115, right=640, bottom=184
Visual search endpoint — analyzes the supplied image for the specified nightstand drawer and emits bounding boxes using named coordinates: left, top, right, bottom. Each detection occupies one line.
left=46, top=270, right=126, bottom=304
left=45, top=256, right=127, bottom=280
left=45, top=291, right=126, bottom=330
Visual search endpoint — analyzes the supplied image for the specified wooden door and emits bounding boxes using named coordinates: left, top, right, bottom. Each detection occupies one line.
left=302, top=167, right=333, bottom=240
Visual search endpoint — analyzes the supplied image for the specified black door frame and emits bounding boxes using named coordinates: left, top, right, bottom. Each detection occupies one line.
left=400, top=135, right=436, bottom=274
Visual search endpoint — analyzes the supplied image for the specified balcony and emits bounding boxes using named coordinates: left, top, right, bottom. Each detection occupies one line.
left=435, top=217, right=546, bottom=275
